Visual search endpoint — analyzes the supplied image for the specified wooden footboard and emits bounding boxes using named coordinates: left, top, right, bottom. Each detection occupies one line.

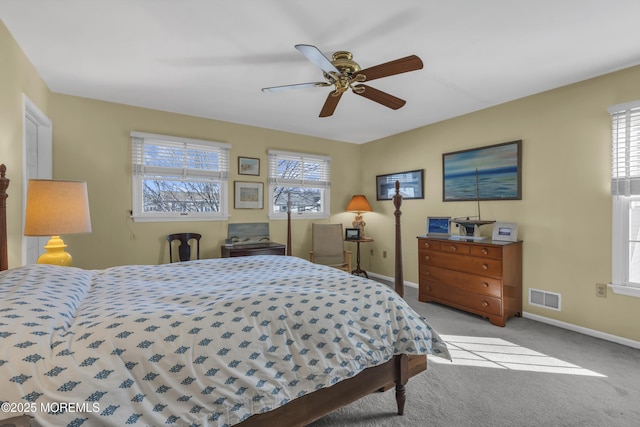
left=238, top=354, right=426, bottom=427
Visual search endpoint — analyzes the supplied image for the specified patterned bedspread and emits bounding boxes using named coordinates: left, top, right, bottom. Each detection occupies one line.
left=0, top=255, right=449, bottom=426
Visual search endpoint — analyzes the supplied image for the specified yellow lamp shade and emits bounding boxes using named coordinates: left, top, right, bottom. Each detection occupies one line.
left=24, top=179, right=92, bottom=266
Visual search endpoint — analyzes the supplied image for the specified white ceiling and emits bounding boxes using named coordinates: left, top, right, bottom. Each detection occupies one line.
left=2, top=0, right=640, bottom=144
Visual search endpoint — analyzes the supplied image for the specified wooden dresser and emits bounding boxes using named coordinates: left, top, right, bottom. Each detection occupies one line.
left=417, top=236, right=522, bottom=326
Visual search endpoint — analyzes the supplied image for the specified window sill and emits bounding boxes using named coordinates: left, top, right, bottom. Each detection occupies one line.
left=609, top=284, right=640, bottom=298
left=131, top=215, right=229, bottom=223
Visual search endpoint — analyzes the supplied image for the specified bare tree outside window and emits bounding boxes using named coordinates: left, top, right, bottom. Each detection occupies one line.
left=131, top=132, right=230, bottom=221
left=268, top=151, right=330, bottom=219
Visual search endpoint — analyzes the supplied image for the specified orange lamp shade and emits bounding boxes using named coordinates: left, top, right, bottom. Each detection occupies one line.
left=346, top=195, right=372, bottom=213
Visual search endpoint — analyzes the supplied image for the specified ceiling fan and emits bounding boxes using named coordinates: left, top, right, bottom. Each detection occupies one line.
left=261, top=44, right=424, bottom=117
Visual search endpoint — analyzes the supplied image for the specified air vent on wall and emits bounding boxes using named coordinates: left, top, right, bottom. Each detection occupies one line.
left=529, top=288, right=561, bottom=311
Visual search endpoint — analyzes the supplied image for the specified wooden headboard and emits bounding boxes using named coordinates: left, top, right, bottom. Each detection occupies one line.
left=0, top=164, right=9, bottom=271
left=0, top=166, right=405, bottom=297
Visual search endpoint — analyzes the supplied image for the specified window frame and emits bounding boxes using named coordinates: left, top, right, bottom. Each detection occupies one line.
left=267, top=150, right=331, bottom=220
left=609, top=101, right=640, bottom=297
left=130, top=131, right=231, bottom=222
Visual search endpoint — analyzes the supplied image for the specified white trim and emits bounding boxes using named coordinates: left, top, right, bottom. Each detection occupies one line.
left=130, top=214, right=229, bottom=223
left=367, top=272, right=418, bottom=289
left=130, top=131, right=230, bottom=149
left=608, top=99, right=640, bottom=114
left=609, top=283, right=640, bottom=298
left=22, top=95, right=52, bottom=266
left=368, top=272, right=640, bottom=350
left=523, top=312, right=640, bottom=350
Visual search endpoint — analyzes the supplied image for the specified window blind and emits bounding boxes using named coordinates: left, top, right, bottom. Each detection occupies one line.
left=609, top=101, right=640, bottom=196
left=131, top=132, right=230, bottom=181
left=268, top=150, right=331, bottom=188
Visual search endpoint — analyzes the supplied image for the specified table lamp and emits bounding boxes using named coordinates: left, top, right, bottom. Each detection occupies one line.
left=24, top=179, right=92, bottom=266
left=346, top=194, right=372, bottom=238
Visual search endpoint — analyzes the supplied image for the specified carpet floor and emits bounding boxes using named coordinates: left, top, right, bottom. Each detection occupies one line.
left=309, top=286, right=640, bottom=427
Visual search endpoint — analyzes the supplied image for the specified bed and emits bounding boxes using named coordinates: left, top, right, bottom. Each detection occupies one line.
left=0, top=165, right=450, bottom=426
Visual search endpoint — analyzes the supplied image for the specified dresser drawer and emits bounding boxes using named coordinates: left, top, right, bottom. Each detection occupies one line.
left=422, top=281, right=503, bottom=317
left=418, top=239, right=440, bottom=251
left=440, top=241, right=470, bottom=255
left=470, top=244, right=503, bottom=259
left=419, top=250, right=503, bottom=278
left=420, top=265, right=502, bottom=298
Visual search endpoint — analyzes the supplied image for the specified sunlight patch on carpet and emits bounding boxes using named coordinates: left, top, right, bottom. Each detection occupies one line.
left=431, top=335, right=606, bottom=377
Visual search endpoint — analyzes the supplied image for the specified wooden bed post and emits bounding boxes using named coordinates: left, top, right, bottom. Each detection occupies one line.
left=286, top=192, right=292, bottom=256
left=0, top=164, right=9, bottom=271
left=393, top=180, right=403, bottom=297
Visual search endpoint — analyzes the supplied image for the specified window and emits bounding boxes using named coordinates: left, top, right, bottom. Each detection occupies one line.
left=268, top=150, right=331, bottom=219
left=609, top=101, right=640, bottom=296
left=131, top=132, right=230, bottom=222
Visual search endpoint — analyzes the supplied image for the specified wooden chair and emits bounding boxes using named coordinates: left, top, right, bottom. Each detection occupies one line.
left=167, top=233, right=201, bottom=262
left=309, top=223, right=352, bottom=273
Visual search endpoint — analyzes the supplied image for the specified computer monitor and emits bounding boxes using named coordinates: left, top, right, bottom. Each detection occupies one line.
left=426, top=217, right=451, bottom=236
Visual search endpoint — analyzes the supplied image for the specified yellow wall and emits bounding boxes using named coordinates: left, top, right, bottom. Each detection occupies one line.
left=48, top=93, right=361, bottom=269
left=0, top=20, right=51, bottom=267
left=1, top=19, right=639, bottom=342
left=361, top=64, right=640, bottom=342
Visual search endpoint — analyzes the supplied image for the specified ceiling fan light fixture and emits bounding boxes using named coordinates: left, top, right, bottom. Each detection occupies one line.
left=261, top=45, right=423, bottom=117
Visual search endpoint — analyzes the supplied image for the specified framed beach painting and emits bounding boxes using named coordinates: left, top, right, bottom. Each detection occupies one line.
left=442, top=140, right=522, bottom=201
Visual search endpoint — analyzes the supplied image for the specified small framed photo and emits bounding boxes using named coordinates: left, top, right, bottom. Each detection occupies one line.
left=234, top=181, right=263, bottom=209
left=345, top=228, right=361, bottom=241
left=426, top=217, right=451, bottom=236
left=238, top=157, right=260, bottom=176
left=492, top=222, right=519, bottom=242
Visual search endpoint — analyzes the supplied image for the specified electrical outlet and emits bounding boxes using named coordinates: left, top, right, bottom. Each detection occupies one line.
left=596, top=283, right=607, bottom=298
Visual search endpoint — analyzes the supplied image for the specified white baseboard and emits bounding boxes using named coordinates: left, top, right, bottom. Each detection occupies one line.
left=367, top=272, right=640, bottom=350
left=368, top=272, right=418, bottom=289
left=522, top=312, right=640, bottom=350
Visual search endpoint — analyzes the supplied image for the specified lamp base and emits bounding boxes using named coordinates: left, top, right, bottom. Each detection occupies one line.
left=37, top=235, right=73, bottom=266
left=352, top=213, right=366, bottom=238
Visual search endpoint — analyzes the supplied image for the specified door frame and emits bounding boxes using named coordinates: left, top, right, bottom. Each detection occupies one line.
left=22, top=94, right=52, bottom=265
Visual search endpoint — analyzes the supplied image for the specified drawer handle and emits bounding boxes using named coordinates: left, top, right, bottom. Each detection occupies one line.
left=425, top=271, right=431, bottom=276
left=424, top=255, right=430, bottom=260
left=424, top=242, right=430, bottom=248
left=482, top=263, right=489, bottom=270
left=482, top=281, right=489, bottom=288
left=450, top=245, right=457, bottom=251
left=481, top=301, right=489, bottom=307
left=425, top=286, right=431, bottom=292
left=482, top=248, right=489, bottom=255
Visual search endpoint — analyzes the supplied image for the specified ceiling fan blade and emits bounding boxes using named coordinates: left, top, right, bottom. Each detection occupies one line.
left=295, top=44, right=340, bottom=75
left=319, top=92, right=343, bottom=117
left=262, top=82, right=330, bottom=92
left=354, top=55, right=423, bottom=82
left=352, top=84, right=406, bottom=110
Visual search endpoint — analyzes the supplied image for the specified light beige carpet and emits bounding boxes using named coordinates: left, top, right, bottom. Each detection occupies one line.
left=310, top=286, right=640, bottom=427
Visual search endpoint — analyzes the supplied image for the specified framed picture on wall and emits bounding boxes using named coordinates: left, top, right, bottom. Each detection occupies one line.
left=443, top=140, right=522, bottom=201
left=238, top=156, right=260, bottom=176
left=376, top=169, right=424, bottom=200
left=234, top=181, right=263, bottom=209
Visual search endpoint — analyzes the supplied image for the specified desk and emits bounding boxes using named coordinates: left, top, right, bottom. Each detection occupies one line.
left=221, top=242, right=286, bottom=258
left=347, top=238, right=374, bottom=278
